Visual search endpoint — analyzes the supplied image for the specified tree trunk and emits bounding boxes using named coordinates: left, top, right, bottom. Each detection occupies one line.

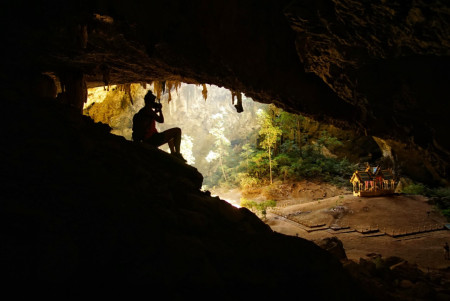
left=219, top=153, right=228, bottom=182
left=269, top=146, right=272, bottom=184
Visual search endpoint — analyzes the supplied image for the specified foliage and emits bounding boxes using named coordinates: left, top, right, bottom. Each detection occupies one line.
left=207, top=112, right=231, bottom=182
left=441, top=209, right=450, bottom=220
left=239, top=173, right=260, bottom=189
left=240, top=198, right=256, bottom=210
left=206, top=104, right=358, bottom=190
left=317, top=130, right=343, bottom=153
left=240, top=198, right=276, bottom=219
left=262, top=184, right=281, bottom=200
left=257, top=106, right=282, bottom=151
left=429, top=186, right=450, bottom=221
left=400, top=182, right=450, bottom=221
left=429, top=187, right=450, bottom=198
left=257, top=106, right=282, bottom=184
left=400, top=183, right=428, bottom=195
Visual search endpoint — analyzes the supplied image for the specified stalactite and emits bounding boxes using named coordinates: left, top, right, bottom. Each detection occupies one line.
left=174, top=81, right=181, bottom=93
left=231, top=90, right=244, bottom=113
left=100, top=64, right=110, bottom=91
left=152, top=81, right=163, bottom=99
left=166, top=81, right=173, bottom=102
left=157, top=81, right=163, bottom=99
left=202, top=84, right=208, bottom=101
left=165, top=80, right=182, bottom=102
left=150, top=80, right=183, bottom=102
left=124, top=83, right=133, bottom=105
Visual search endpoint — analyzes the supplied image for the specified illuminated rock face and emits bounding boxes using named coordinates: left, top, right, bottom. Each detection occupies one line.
left=284, top=0, right=450, bottom=185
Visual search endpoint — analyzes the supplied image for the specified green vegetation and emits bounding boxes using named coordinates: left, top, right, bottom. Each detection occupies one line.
left=240, top=198, right=276, bottom=219
left=400, top=182, right=450, bottom=221
left=257, top=107, right=282, bottom=184
left=400, top=183, right=428, bottom=195
left=207, top=112, right=231, bottom=182
left=203, top=104, right=358, bottom=191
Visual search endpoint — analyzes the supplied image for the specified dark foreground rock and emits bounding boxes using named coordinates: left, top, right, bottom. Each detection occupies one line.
left=0, top=98, right=368, bottom=299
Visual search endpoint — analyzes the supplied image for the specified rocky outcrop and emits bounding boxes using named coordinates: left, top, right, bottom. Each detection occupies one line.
left=317, top=236, right=348, bottom=261
left=1, top=97, right=369, bottom=299
left=344, top=254, right=450, bottom=301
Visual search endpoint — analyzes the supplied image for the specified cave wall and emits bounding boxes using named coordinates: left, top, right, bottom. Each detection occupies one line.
left=0, top=94, right=370, bottom=298
left=2, top=0, right=448, bottom=184
left=285, top=0, right=450, bottom=184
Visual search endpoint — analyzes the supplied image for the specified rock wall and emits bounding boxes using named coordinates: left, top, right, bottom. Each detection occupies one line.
left=1, top=0, right=448, bottom=184
left=0, top=96, right=368, bottom=299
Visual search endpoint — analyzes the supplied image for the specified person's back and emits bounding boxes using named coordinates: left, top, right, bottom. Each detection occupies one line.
left=132, top=108, right=151, bottom=142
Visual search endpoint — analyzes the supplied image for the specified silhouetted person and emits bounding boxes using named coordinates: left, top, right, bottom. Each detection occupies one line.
left=132, top=91, right=186, bottom=162
left=444, top=242, right=449, bottom=260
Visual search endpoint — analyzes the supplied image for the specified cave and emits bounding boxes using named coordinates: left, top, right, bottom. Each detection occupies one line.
left=1, top=1, right=449, bottom=299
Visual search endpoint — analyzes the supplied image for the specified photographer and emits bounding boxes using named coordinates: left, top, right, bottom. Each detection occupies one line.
left=132, top=91, right=186, bottom=162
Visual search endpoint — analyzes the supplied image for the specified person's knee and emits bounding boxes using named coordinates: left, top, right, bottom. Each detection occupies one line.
left=163, top=128, right=181, bottom=140
left=171, top=127, right=181, bottom=138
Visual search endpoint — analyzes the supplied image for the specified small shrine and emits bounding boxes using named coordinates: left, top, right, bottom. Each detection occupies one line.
left=350, top=165, right=396, bottom=197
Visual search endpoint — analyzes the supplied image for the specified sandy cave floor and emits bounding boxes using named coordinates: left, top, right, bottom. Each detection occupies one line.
left=267, top=194, right=450, bottom=271
left=212, top=184, right=450, bottom=271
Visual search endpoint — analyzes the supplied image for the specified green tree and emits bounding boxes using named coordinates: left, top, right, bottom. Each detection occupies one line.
left=276, top=110, right=304, bottom=148
left=240, top=143, right=254, bottom=173
left=317, top=130, right=343, bottom=154
left=274, top=153, right=293, bottom=181
left=257, top=107, right=282, bottom=184
left=248, top=150, right=270, bottom=179
left=208, top=113, right=231, bottom=182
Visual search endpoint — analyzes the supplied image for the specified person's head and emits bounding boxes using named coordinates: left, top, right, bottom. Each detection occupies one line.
left=144, top=92, right=157, bottom=107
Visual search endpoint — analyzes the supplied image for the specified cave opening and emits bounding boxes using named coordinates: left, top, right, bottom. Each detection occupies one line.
left=82, top=81, right=384, bottom=211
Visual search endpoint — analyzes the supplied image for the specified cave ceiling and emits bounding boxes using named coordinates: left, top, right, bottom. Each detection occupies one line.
left=2, top=0, right=450, bottom=183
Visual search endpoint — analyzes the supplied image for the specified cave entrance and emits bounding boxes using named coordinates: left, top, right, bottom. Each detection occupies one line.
left=83, top=82, right=267, bottom=207
left=83, top=82, right=382, bottom=213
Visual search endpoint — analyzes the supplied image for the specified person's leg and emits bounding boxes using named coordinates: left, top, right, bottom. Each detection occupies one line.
left=162, top=128, right=182, bottom=154
left=167, top=140, right=175, bottom=154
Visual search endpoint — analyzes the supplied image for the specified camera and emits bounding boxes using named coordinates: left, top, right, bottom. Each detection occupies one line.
left=152, top=102, right=162, bottom=110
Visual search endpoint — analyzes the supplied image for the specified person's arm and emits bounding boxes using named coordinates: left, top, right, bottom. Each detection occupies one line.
left=143, top=105, right=164, bottom=123
left=154, top=106, right=164, bottom=123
